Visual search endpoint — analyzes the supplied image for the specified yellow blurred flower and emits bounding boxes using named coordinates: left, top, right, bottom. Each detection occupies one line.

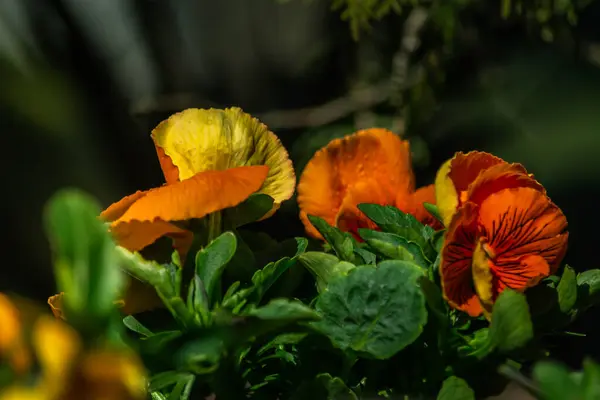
left=0, top=296, right=146, bottom=400
left=0, top=293, right=30, bottom=374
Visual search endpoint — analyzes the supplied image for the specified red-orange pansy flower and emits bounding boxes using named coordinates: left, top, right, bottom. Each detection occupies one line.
left=297, top=129, right=441, bottom=240
left=436, top=151, right=568, bottom=317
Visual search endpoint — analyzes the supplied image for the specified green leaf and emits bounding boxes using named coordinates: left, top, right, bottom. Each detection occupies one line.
left=358, top=229, right=429, bottom=268
left=244, top=299, right=321, bottom=322
left=223, top=193, right=274, bottom=228
left=307, top=215, right=360, bottom=263
left=557, top=265, right=577, bottom=313
left=225, top=231, right=257, bottom=282
left=488, top=290, right=534, bottom=353
left=431, top=230, right=445, bottom=253
left=437, top=376, right=475, bottom=400
left=581, top=358, right=600, bottom=399
left=358, top=203, right=436, bottom=261
left=222, top=256, right=300, bottom=309
left=123, top=315, right=153, bottom=337
left=195, top=231, right=237, bottom=306
left=174, top=335, right=224, bottom=375
left=44, top=189, right=123, bottom=322
left=353, top=247, right=376, bottom=265
left=290, top=373, right=358, bottom=400
left=576, top=269, right=600, bottom=310
left=149, top=371, right=194, bottom=391
left=316, top=373, right=358, bottom=400
left=314, top=260, right=427, bottom=359
left=424, top=202, right=444, bottom=225
left=419, top=276, right=447, bottom=321
left=167, top=374, right=195, bottom=400
left=533, top=361, right=579, bottom=400
left=299, top=252, right=356, bottom=293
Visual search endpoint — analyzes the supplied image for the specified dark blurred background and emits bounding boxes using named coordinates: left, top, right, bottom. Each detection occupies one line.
left=1, top=0, right=600, bottom=367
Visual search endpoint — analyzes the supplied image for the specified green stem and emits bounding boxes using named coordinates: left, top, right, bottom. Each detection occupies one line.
left=206, top=211, right=222, bottom=244
left=498, top=364, right=541, bottom=397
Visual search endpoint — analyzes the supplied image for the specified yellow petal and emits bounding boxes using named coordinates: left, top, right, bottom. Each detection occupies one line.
left=151, top=107, right=296, bottom=206
left=472, top=239, right=495, bottom=317
left=435, top=151, right=505, bottom=227
left=0, top=294, right=30, bottom=374
left=434, top=158, right=458, bottom=228
left=0, top=294, right=21, bottom=354
left=0, top=386, right=45, bottom=400
left=33, top=315, right=81, bottom=382
left=75, top=350, right=147, bottom=400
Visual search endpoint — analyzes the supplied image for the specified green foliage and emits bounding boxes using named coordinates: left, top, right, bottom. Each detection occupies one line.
left=44, top=189, right=124, bottom=336
left=358, top=203, right=437, bottom=262
left=532, top=358, right=600, bottom=400
left=298, top=252, right=356, bottom=293
left=437, top=376, right=475, bottom=400
left=330, top=0, right=403, bottom=39
left=313, top=260, right=427, bottom=359
left=31, top=189, right=600, bottom=399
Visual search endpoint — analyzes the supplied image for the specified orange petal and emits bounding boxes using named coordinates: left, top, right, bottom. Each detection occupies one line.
left=448, top=151, right=505, bottom=193
left=100, top=191, right=147, bottom=222
left=154, top=143, right=180, bottom=185
left=435, top=151, right=505, bottom=227
left=334, top=181, right=388, bottom=239
left=115, top=166, right=268, bottom=225
left=467, top=162, right=544, bottom=206
left=476, top=187, right=568, bottom=294
left=110, top=220, right=187, bottom=253
left=47, top=293, right=66, bottom=320
left=440, top=202, right=483, bottom=317
left=398, top=184, right=442, bottom=229
left=151, top=108, right=296, bottom=207
left=298, top=129, right=414, bottom=239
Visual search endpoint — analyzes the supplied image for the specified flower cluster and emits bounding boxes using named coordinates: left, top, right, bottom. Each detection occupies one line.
left=1, top=107, right=579, bottom=400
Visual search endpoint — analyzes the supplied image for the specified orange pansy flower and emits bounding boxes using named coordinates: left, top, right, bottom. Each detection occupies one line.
left=102, top=107, right=295, bottom=254
left=48, top=108, right=295, bottom=316
left=297, top=129, right=440, bottom=240
left=436, top=151, right=568, bottom=317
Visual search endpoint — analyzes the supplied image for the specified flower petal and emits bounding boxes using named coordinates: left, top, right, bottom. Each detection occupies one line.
left=397, top=184, right=442, bottom=229
left=435, top=151, right=504, bottom=227
left=110, top=220, right=186, bottom=253
left=440, top=202, right=483, bottom=317
left=33, top=315, right=81, bottom=382
left=114, top=164, right=268, bottom=224
left=334, top=181, right=388, bottom=239
left=466, top=162, right=544, bottom=206
left=154, top=143, right=180, bottom=185
left=75, top=350, right=146, bottom=399
left=0, top=294, right=30, bottom=373
left=298, top=129, right=414, bottom=238
left=100, top=191, right=147, bottom=222
left=151, top=107, right=295, bottom=206
left=476, top=187, right=568, bottom=295
left=47, top=293, right=65, bottom=320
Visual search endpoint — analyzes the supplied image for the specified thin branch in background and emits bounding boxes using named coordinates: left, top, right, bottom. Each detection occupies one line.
left=130, top=80, right=391, bottom=130
left=389, top=6, right=429, bottom=134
